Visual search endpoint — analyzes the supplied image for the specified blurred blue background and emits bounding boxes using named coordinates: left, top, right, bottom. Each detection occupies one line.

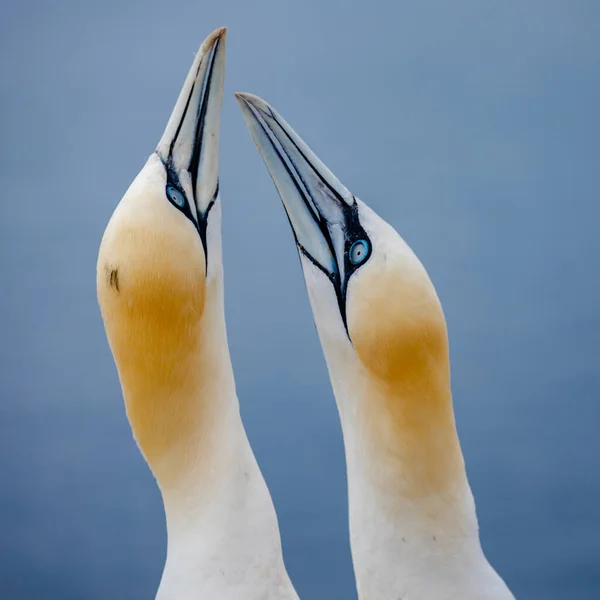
left=1, top=1, right=599, bottom=598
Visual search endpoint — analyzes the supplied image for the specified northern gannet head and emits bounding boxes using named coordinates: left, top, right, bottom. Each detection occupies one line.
left=97, top=28, right=226, bottom=476
left=236, top=94, right=515, bottom=600
left=236, top=93, right=449, bottom=395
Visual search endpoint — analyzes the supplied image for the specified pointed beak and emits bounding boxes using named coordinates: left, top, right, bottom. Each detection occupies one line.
left=157, top=27, right=226, bottom=225
left=235, top=93, right=370, bottom=327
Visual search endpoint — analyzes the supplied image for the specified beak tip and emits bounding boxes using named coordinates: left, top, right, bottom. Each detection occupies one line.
left=201, top=27, right=227, bottom=54
left=234, top=92, right=252, bottom=103
left=234, top=94, right=254, bottom=130
left=234, top=93, right=255, bottom=115
left=234, top=92, right=271, bottom=115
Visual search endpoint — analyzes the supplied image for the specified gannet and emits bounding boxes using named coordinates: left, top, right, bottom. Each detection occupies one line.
left=236, top=93, right=515, bottom=600
left=96, top=31, right=298, bottom=600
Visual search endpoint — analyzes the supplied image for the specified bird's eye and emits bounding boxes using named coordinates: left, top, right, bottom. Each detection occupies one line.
left=349, top=239, right=369, bottom=265
left=166, top=185, right=186, bottom=208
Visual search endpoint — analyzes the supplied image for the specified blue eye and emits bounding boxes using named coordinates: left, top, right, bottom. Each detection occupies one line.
left=166, top=185, right=186, bottom=208
left=349, top=239, right=369, bottom=265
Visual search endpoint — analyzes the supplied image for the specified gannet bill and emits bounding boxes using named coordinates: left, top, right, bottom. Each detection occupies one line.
left=96, top=32, right=298, bottom=600
left=236, top=92, right=515, bottom=600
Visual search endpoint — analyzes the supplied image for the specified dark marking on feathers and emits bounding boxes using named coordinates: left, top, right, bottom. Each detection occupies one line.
left=106, top=265, right=120, bottom=292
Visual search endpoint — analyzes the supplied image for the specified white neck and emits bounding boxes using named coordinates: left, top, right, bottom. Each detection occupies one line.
left=122, top=275, right=297, bottom=600
left=157, top=406, right=298, bottom=600
left=325, top=350, right=514, bottom=600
